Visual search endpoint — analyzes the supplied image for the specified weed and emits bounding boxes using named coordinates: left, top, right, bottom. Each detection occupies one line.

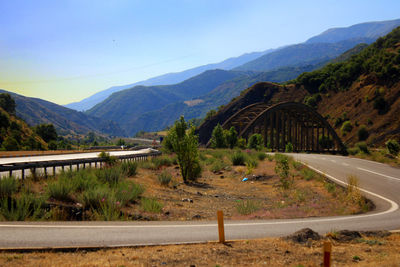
left=95, top=167, right=124, bottom=186
left=266, top=154, right=274, bottom=162
left=0, top=176, right=18, bottom=199
left=0, top=192, right=45, bottom=221
left=301, top=168, right=315, bottom=181
left=325, top=182, right=336, bottom=195
left=46, top=176, right=74, bottom=202
left=141, top=198, right=163, bottom=213
left=291, top=161, right=303, bottom=171
left=152, top=156, right=173, bottom=169
left=275, top=154, right=291, bottom=189
left=79, top=185, right=111, bottom=209
left=355, top=142, right=369, bottom=154
left=93, top=196, right=122, bottom=221
left=139, top=160, right=157, bottom=170
left=235, top=199, right=260, bottom=215
left=157, top=170, right=172, bottom=186
left=115, top=181, right=144, bottom=206
left=256, top=152, right=267, bottom=161
left=98, top=151, right=118, bottom=166
left=245, top=158, right=258, bottom=175
left=210, top=160, right=226, bottom=173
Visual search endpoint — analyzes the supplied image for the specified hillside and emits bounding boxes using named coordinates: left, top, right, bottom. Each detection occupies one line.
left=0, top=90, right=125, bottom=137
left=306, top=18, right=400, bottom=43
left=234, top=38, right=375, bottom=72
left=85, top=70, right=247, bottom=135
left=198, top=26, right=400, bottom=147
left=0, top=94, right=47, bottom=150
left=65, top=50, right=273, bottom=111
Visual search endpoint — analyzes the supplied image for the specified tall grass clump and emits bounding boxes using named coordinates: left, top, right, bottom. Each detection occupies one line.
left=79, top=185, right=111, bottom=209
left=0, top=192, right=45, bottom=221
left=151, top=156, right=173, bottom=169
left=69, top=169, right=97, bottom=192
left=120, top=161, right=138, bottom=176
left=231, top=150, right=247, bottom=166
left=93, top=195, right=122, bottom=221
left=98, top=151, right=118, bottom=166
left=0, top=176, right=18, bottom=199
left=138, top=159, right=157, bottom=170
left=355, top=142, right=369, bottom=154
left=300, top=168, right=316, bottom=181
left=95, top=167, right=124, bottom=186
left=235, top=200, right=260, bottom=215
left=245, top=157, right=258, bottom=175
left=141, top=198, right=163, bottom=213
left=291, top=161, right=303, bottom=171
left=256, top=152, right=267, bottom=161
left=46, top=176, right=74, bottom=202
left=157, top=170, right=172, bottom=186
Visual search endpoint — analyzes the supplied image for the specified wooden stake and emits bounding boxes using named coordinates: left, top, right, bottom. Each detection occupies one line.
left=217, top=210, right=225, bottom=243
left=323, top=241, right=332, bottom=267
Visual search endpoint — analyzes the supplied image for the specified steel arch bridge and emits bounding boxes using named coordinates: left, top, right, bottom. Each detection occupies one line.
left=206, top=102, right=346, bottom=153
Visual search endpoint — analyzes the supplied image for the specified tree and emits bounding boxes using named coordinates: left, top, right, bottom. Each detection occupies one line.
left=210, top=124, right=226, bottom=148
left=34, top=124, right=58, bottom=143
left=166, top=116, right=201, bottom=183
left=0, top=93, right=16, bottom=114
left=386, top=139, right=400, bottom=156
left=225, top=126, right=238, bottom=149
left=357, top=125, right=369, bottom=141
left=341, top=121, right=353, bottom=135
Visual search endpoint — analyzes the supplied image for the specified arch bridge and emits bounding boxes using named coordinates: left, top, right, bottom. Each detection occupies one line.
left=207, top=102, right=346, bottom=153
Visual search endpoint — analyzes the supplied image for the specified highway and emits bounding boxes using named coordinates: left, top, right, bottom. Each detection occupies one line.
left=0, top=153, right=399, bottom=249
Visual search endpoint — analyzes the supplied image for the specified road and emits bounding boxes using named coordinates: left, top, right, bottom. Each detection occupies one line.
left=0, top=153, right=399, bottom=249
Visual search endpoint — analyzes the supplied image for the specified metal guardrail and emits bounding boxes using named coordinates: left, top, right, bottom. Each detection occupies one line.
left=0, top=151, right=161, bottom=179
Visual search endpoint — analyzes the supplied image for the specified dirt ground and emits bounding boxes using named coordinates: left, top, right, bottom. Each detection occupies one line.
left=1, top=232, right=399, bottom=266
left=129, top=153, right=365, bottom=221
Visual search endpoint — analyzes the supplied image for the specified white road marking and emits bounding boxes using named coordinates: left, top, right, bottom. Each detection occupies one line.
left=357, top=167, right=400, bottom=181
left=342, top=163, right=350, bottom=166
left=330, top=159, right=336, bottom=163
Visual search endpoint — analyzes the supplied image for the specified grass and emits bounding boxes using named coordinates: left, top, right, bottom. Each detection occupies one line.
left=300, top=168, right=315, bottom=181
left=141, top=198, right=163, bottom=213
left=157, top=170, right=172, bottom=186
left=0, top=176, right=18, bottom=198
left=0, top=192, right=45, bottom=221
left=231, top=150, right=247, bottom=166
left=46, top=176, right=74, bottom=202
left=151, top=156, right=173, bottom=169
left=235, top=199, right=260, bottom=215
left=120, top=161, right=138, bottom=176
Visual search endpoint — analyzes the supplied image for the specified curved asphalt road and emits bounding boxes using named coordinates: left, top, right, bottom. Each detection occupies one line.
left=0, top=153, right=399, bottom=249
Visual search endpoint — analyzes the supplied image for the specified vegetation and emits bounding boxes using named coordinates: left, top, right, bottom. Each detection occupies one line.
left=231, top=150, right=247, bottom=166
left=210, top=124, right=226, bottom=148
left=357, top=125, right=369, bottom=141
left=386, top=139, right=400, bottom=156
left=274, top=154, right=291, bottom=189
left=164, top=116, right=201, bottom=183
left=236, top=200, right=260, bottom=215
left=141, top=198, right=163, bottom=213
left=248, top=133, right=263, bottom=151
left=341, top=121, right=353, bottom=135
left=157, top=170, right=172, bottom=186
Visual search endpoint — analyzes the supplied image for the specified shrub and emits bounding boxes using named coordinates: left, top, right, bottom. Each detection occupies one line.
left=231, top=150, right=246, bottom=166
left=248, top=134, right=263, bottom=151
left=285, top=142, right=293, bottom=152
left=341, top=121, right=353, bottom=135
left=166, top=116, right=202, bottom=183
left=210, top=124, right=226, bottom=148
left=0, top=176, right=18, bottom=199
left=275, top=154, right=291, bottom=189
left=46, top=177, right=74, bottom=202
left=0, top=193, right=45, bottom=221
left=237, top=138, right=247, bottom=149
left=347, top=147, right=360, bottom=155
left=120, top=161, right=138, bottom=176
left=245, top=158, right=258, bottom=175
left=210, top=160, right=225, bottom=173
left=256, top=152, right=267, bottom=161
left=80, top=185, right=111, bottom=209
left=157, top=170, right=172, bottom=186
left=386, top=139, right=400, bottom=156
left=291, top=161, right=303, bottom=171
left=357, top=125, right=369, bottom=141
left=355, top=142, right=369, bottom=154
left=98, top=151, right=117, bottom=166
left=93, top=195, right=122, bottom=221
left=300, top=168, right=315, bottom=181
left=235, top=200, right=260, bottom=215
left=141, top=198, right=163, bottom=213
left=139, top=160, right=157, bottom=170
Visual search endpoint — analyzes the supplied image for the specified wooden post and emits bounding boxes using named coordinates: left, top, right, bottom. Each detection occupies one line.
left=217, top=210, right=225, bottom=243
left=323, top=241, right=332, bottom=267
left=21, top=168, right=25, bottom=180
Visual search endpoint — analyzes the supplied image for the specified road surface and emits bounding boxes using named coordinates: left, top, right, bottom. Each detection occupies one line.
left=0, top=153, right=399, bottom=249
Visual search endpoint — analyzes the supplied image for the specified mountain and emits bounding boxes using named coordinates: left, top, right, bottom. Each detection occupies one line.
left=234, top=38, right=375, bottom=72
left=65, top=50, right=273, bottom=111
left=198, top=26, right=400, bottom=146
left=0, top=90, right=125, bottom=137
left=85, top=69, right=247, bottom=135
left=305, top=19, right=400, bottom=44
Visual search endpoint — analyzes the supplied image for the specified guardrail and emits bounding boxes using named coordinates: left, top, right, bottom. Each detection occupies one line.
left=0, top=151, right=161, bottom=179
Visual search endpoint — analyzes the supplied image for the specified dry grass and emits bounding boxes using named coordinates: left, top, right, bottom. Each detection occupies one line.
left=1, top=233, right=400, bottom=266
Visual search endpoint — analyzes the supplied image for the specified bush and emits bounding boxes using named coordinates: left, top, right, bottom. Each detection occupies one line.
left=225, top=127, right=238, bottom=149
left=46, top=177, right=74, bottom=202
left=355, top=142, right=369, bottom=154
left=237, top=138, right=247, bottom=149
left=275, top=154, right=291, bottom=189
left=151, top=156, right=173, bottom=169
left=347, top=147, right=360, bottom=155
left=231, top=150, right=246, bottom=166
left=80, top=185, right=111, bottom=209
left=210, top=124, right=226, bottom=148
left=115, top=181, right=144, bottom=205
left=166, top=116, right=202, bottom=183
left=98, top=151, right=117, bottom=166
left=0, top=176, right=18, bottom=199
left=210, top=160, right=225, bottom=173
left=157, top=170, right=172, bottom=186
left=357, top=125, right=369, bottom=141
left=341, top=121, right=353, bottom=134
left=0, top=193, right=45, bottom=221
left=93, top=195, right=122, bottom=221
left=386, top=139, right=400, bottom=156
left=120, top=161, right=138, bottom=176
left=139, top=160, right=157, bottom=170
left=285, top=142, right=293, bottom=152
left=256, top=152, right=267, bottom=161
left=245, top=158, right=258, bottom=175
left=70, top=170, right=97, bottom=192
left=291, top=161, right=303, bottom=171
left=301, top=168, right=315, bottom=181
left=141, top=198, right=163, bottom=213
left=248, top=134, right=263, bottom=151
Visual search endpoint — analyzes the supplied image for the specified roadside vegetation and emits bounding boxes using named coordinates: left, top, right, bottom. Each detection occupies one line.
left=347, top=139, right=400, bottom=166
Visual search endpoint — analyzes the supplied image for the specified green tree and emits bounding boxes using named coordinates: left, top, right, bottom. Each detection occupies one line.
left=210, top=124, right=226, bottom=148
left=166, top=116, right=201, bottom=183
left=341, top=121, right=353, bottom=135
left=357, top=125, right=369, bottom=141
left=34, top=124, right=58, bottom=143
left=248, top=133, right=263, bottom=151
left=2, top=136, right=19, bottom=151
left=0, top=93, right=16, bottom=114
left=386, top=139, right=400, bottom=156
left=225, top=126, right=238, bottom=149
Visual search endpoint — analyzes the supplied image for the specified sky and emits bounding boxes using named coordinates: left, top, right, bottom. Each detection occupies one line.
left=1, top=0, right=399, bottom=105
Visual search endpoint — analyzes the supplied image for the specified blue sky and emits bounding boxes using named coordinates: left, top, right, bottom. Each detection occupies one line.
left=1, top=0, right=399, bottom=104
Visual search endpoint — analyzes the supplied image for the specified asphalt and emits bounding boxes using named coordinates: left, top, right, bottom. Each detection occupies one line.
left=0, top=153, right=399, bottom=249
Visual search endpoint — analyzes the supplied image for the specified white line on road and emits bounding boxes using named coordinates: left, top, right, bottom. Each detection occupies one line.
left=342, top=163, right=350, bottom=166
left=357, top=167, right=400, bottom=181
